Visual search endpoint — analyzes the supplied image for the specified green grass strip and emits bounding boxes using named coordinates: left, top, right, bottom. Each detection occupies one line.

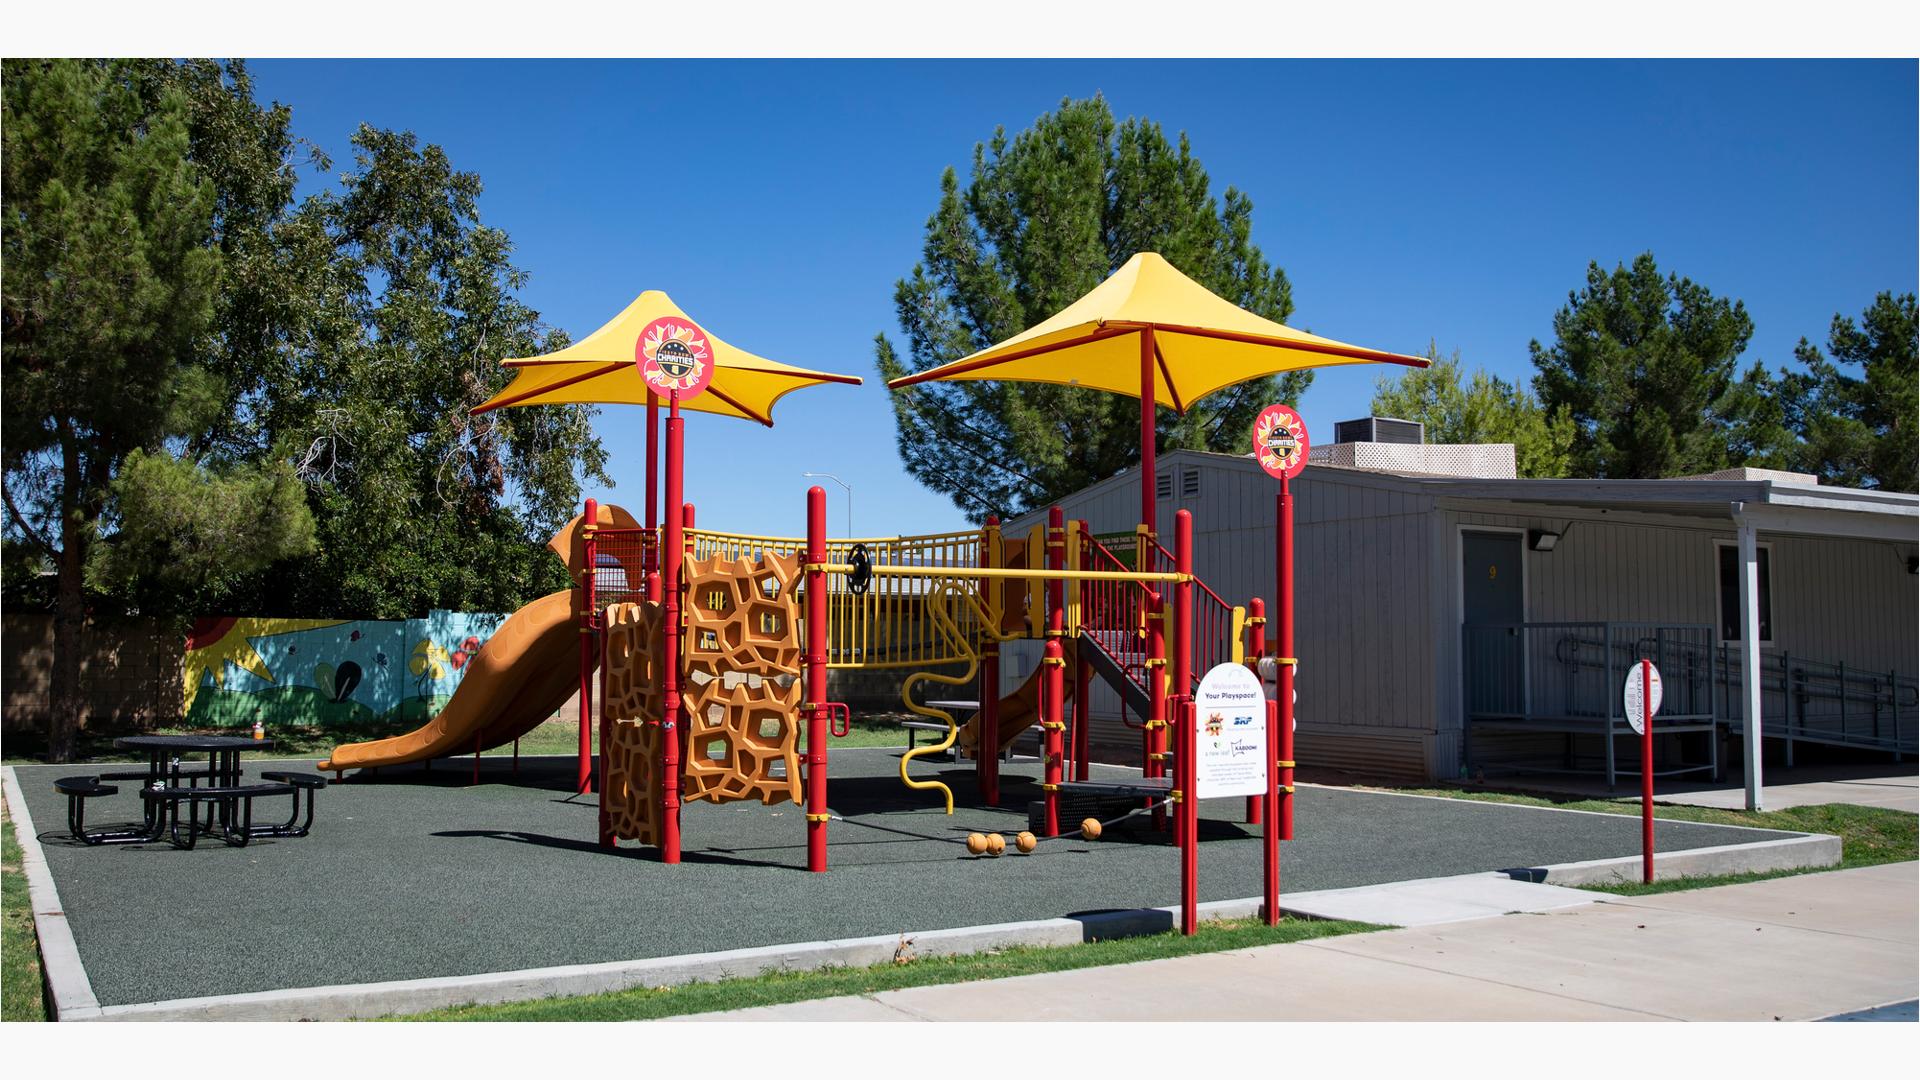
left=403, top=915, right=1380, bottom=1022
left=2, top=801, right=49, bottom=1022
left=1380, top=788, right=1917, bottom=893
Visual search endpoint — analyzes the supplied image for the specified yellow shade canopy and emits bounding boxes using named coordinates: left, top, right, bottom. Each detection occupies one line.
left=886, top=252, right=1425, bottom=411
left=471, top=290, right=862, bottom=425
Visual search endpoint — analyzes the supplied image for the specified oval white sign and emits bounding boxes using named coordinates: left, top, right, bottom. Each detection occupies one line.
left=1622, top=660, right=1664, bottom=735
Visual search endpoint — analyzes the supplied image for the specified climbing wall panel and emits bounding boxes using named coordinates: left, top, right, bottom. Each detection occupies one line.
left=602, top=600, right=665, bottom=844
left=682, top=670, right=803, bottom=804
left=680, top=551, right=803, bottom=805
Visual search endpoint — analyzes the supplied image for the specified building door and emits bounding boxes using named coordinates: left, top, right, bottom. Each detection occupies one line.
left=1462, top=531, right=1525, bottom=715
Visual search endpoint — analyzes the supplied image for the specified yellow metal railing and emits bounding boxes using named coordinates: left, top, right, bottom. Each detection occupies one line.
left=687, top=527, right=985, bottom=670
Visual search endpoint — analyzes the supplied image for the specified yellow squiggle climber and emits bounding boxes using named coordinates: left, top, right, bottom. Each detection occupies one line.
left=897, top=578, right=1019, bottom=814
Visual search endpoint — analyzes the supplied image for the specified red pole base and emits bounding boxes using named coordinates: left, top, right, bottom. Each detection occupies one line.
left=1264, top=698, right=1280, bottom=925
left=1179, top=696, right=1198, bottom=935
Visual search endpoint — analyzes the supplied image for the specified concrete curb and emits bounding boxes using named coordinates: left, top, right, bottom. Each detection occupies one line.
left=1500, top=831, right=1841, bottom=885
left=2, top=765, right=103, bottom=1021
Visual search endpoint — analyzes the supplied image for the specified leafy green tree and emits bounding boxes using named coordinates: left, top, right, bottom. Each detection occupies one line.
left=5, top=61, right=609, bottom=758
left=877, top=96, right=1303, bottom=521
left=226, top=125, right=611, bottom=618
left=1371, top=344, right=1575, bottom=478
left=2, top=59, right=316, bottom=759
left=1531, top=253, right=1754, bottom=478
left=1783, top=293, right=1917, bottom=492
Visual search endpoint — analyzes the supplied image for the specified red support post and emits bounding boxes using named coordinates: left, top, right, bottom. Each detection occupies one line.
left=805, top=487, right=830, bottom=872
left=578, top=497, right=598, bottom=796
left=602, top=581, right=627, bottom=848
left=1642, top=660, right=1655, bottom=884
left=1139, top=326, right=1163, bottom=820
left=1042, top=638, right=1065, bottom=838
left=1139, top=328, right=1157, bottom=540
left=1246, top=597, right=1266, bottom=826
left=682, top=503, right=695, bottom=530
left=979, top=516, right=1001, bottom=806
left=1277, top=482, right=1296, bottom=841
left=659, top=398, right=685, bottom=863
left=1264, top=696, right=1280, bottom=925
left=1074, top=519, right=1093, bottom=782
left=1171, top=510, right=1194, bottom=849
left=1179, top=695, right=1198, bottom=935
left=1046, top=506, right=1066, bottom=790
left=1148, top=591, right=1168, bottom=831
left=645, top=391, right=659, bottom=591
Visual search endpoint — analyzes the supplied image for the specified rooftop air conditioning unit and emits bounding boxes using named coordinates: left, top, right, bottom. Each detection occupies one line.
left=1334, top=416, right=1424, bottom=445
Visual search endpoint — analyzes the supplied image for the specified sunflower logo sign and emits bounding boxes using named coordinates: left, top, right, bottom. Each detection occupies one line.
left=1252, top=404, right=1309, bottom=481
left=636, top=315, right=714, bottom=399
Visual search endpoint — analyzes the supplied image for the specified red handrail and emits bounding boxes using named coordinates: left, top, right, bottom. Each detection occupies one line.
left=1079, top=534, right=1153, bottom=682
left=1111, top=534, right=1236, bottom=691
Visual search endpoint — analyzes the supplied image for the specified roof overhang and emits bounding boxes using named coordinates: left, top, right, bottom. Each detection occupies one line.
left=1100, top=450, right=1919, bottom=544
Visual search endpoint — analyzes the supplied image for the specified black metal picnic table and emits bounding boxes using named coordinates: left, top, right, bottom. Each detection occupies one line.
left=114, top=734, right=271, bottom=786
left=55, top=735, right=326, bottom=848
left=112, top=735, right=274, bottom=837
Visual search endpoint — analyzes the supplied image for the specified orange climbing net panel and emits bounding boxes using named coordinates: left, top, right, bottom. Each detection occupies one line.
left=679, top=551, right=805, bottom=805
left=602, top=600, right=666, bottom=844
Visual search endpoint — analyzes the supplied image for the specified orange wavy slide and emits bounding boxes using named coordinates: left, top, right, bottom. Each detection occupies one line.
left=319, top=503, right=643, bottom=774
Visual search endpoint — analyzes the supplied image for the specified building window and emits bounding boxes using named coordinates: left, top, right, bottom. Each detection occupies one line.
left=1716, top=541, right=1772, bottom=644
left=1156, top=471, right=1174, bottom=499
left=1181, top=468, right=1201, bottom=498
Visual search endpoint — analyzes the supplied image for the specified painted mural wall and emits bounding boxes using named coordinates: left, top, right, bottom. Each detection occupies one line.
left=182, top=611, right=511, bottom=728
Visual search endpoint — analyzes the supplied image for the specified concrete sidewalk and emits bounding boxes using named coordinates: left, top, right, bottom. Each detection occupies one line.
left=690, top=861, right=1919, bottom=1021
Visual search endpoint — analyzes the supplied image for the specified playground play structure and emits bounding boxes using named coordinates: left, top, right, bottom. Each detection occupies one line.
left=321, top=256, right=1427, bottom=931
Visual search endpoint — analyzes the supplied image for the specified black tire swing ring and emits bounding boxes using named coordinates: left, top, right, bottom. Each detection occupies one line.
left=846, top=543, right=873, bottom=596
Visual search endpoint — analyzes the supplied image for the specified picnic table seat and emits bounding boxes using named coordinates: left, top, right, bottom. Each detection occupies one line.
left=54, top=776, right=164, bottom=846
left=257, top=771, right=328, bottom=838
left=142, top=782, right=295, bottom=850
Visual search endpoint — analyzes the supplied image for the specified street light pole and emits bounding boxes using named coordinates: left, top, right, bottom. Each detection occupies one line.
left=802, top=472, right=852, bottom=536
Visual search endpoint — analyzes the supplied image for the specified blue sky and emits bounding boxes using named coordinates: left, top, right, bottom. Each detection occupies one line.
left=250, top=59, right=1917, bottom=537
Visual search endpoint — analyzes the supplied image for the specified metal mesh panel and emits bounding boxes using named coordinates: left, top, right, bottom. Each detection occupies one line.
left=588, top=528, right=654, bottom=612
left=1309, top=442, right=1517, bottom=479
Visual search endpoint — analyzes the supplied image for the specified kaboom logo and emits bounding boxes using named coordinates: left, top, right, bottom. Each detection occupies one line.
left=637, top=316, right=715, bottom=398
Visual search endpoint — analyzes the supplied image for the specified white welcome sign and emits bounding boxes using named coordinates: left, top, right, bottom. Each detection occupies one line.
left=1193, top=662, right=1270, bottom=798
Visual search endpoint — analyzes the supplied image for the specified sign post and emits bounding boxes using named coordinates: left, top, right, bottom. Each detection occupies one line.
left=1253, top=404, right=1307, bottom=842
left=1623, top=659, right=1664, bottom=883
left=1193, top=661, right=1272, bottom=932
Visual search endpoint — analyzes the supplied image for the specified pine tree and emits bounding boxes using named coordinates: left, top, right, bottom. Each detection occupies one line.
left=1784, top=293, right=1917, bottom=492
left=876, top=96, right=1303, bottom=521
left=1530, top=253, right=1754, bottom=478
